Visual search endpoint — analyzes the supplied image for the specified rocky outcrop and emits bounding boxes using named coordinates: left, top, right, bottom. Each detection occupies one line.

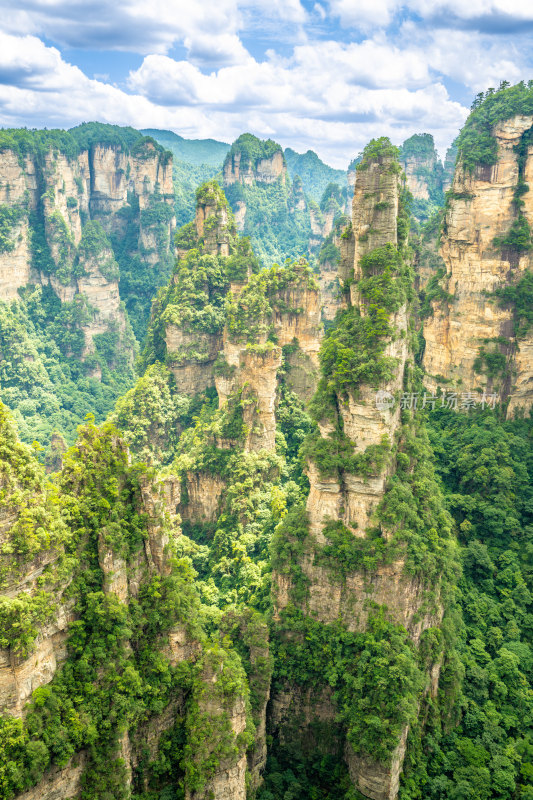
left=216, top=260, right=321, bottom=452
left=399, top=134, right=443, bottom=202
left=272, top=140, right=446, bottom=800
left=422, top=115, right=533, bottom=413
left=164, top=183, right=235, bottom=393
left=442, top=141, right=458, bottom=191
left=317, top=218, right=350, bottom=323
left=223, top=135, right=287, bottom=187
left=0, top=127, right=175, bottom=365
left=15, top=754, right=86, bottom=800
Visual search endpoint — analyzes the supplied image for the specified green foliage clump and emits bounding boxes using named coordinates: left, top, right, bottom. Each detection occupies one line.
left=320, top=182, right=346, bottom=215
left=401, top=133, right=438, bottom=159
left=69, top=122, right=146, bottom=154
left=273, top=609, right=424, bottom=764
left=357, top=137, right=400, bottom=171
left=163, top=250, right=228, bottom=335
left=310, top=239, right=412, bottom=420
left=315, top=519, right=389, bottom=576
left=225, top=236, right=260, bottom=282
left=494, top=269, right=533, bottom=338
left=457, top=80, right=533, bottom=173
left=195, top=179, right=232, bottom=211
left=227, top=133, right=282, bottom=169
left=110, top=362, right=194, bottom=466
left=0, top=205, right=26, bottom=253
left=226, top=257, right=318, bottom=344
left=494, top=214, right=532, bottom=253
left=0, top=128, right=80, bottom=165
left=302, top=429, right=390, bottom=480
left=399, top=407, right=533, bottom=800
left=473, top=346, right=508, bottom=380
left=318, top=230, right=341, bottom=266
left=270, top=505, right=312, bottom=606
left=77, top=220, right=119, bottom=280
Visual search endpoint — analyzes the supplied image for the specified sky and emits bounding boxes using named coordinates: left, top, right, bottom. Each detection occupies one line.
left=0, top=1, right=532, bottom=167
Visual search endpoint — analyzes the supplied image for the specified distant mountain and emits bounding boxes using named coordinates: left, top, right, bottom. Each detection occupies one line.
left=284, top=147, right=347, bottom=202
left=141, top=128, right=230, bottom=167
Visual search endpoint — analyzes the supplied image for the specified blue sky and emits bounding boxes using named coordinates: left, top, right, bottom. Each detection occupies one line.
left=0, top=0, right=532, bottom=166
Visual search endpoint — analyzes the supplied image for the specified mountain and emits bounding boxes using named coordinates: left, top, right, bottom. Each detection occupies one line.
left=221, top=132, right=349, bottom=267
left=0, top=122, right=175, bottom=453
left=422, top=86, right=533, bottom=413
left=284, top=146, right=348, bottom=202
left=1, top=83, right=533, bottom=800
left=141, top=128, right=230, bottom=167
left=399, top=133, right=445, bottom=221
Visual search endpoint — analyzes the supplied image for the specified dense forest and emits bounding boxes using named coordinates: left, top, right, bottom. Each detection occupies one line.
left=0, top=81, right=532, bottom=800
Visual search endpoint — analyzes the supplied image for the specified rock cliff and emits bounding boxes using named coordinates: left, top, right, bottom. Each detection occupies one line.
left=422, top=114, right=533, bottom=414
left=271, top=138, right=452, bottom=800
left=399, top=133, right=444, bottom=221
left=223, top=134, right=287, bottom=188
left=0, top=406, right=255, bottom=800
left=221, top=134, right=322, bottom=268
left=0, top=127, right=174, bottom=316
left=0, top=124, right=176, bottom=454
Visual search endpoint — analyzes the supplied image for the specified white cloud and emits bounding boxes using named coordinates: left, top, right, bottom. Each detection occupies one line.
left=327, top=0, right=401, bottom=29
left=1, top=0, right=531, bottom=168
left=328, top=0, right=533, bottom=30
left=409, top=0, right=533, bottom=23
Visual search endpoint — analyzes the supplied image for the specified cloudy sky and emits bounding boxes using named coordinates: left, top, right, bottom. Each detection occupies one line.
left=0, top=0, right=532, bottom=166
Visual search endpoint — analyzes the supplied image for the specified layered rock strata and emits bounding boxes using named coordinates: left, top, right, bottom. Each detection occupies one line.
left=422, top=115, right=533, bottom=413
left=0, top=129, right=175, bottom=366
left=272, top=141, right=447, bottom=800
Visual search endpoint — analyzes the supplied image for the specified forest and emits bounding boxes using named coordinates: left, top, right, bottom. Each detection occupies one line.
left=0, top=81, right=532, bottom=800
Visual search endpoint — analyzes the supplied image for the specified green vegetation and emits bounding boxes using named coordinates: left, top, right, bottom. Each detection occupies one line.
left=457, top=80, right=533, bottom=173
left=0, top=285, right=135, bottom=456
left=222, top=134, right=329, bottom=268
left=224, top=174, right=315, bottom=268
left=494, top=269, right=533, bottom=338
left=312, top=242, right=411, bottom=415
left=400, top=134, right=445, bottom=222
left=173, top=159, right=221, bottom=226
left=284, top=147, right=347, bottom=203
left=226, top=257, right=317, bottom=344
left=77, top=220, right=119, bottom=281
left=0, top=205, right=26, bottom=253
left=0, top=124, right=174, bottom=345
left=270, top=608, right=425, bottom=765
left=227, top=133, right=282, bottom=169
left=357, top=137, right=401, bottom=171
left=399, top=407, right=533, bottom=800
left=493, top=126, right=533, bottom=255
left=2, top=105, right=533, bottom=800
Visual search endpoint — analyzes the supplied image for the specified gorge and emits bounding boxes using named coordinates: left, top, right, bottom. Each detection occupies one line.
left=0, top=81, right=532, bottom=800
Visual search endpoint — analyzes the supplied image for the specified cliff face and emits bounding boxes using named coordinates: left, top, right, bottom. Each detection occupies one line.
left=0, top=132, right=174, bottom=306
left=400, top=135, right=442, bottom=201
left=271, top=139, right=452, bottom=800
left=0, top=127, right=175, bottom=372
left=422, top=115, right=533, bottom=413
left=223, top=137, right=287, bottom=188
left=221, top=133, right=323, bottom=268
left=0, top=406, right=256, bottom=800
left=0, top=125, right=177, bottom=455
left=317, top=216, right=350, bottom=323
